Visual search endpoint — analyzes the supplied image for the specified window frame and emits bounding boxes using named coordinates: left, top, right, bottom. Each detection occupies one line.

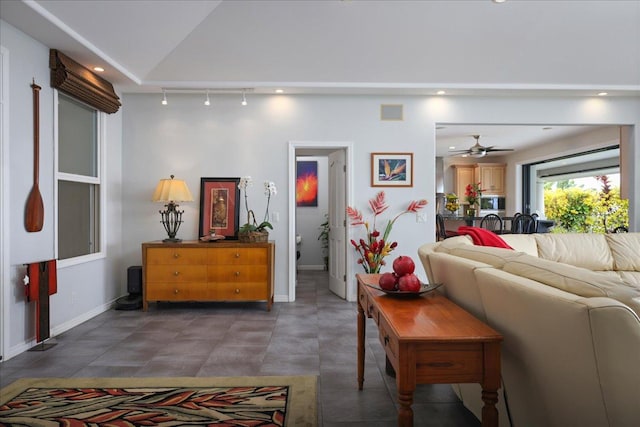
left=54, top=90, right=106, bottom=267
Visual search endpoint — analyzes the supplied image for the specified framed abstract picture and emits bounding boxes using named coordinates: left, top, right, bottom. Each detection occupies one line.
left=296, top=160, right=319, bottom=206
left=371, top=152, right=413, bottom=187
left=198, top=177, right=241, bottom=239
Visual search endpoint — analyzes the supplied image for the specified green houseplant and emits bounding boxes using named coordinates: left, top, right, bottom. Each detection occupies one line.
left=317, top=214, right=329, bottom=270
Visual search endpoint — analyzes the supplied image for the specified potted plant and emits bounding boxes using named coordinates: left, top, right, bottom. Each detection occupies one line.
left=317, top=213, right=329, bottom=270
left=238, top=176, right=277, bottom=243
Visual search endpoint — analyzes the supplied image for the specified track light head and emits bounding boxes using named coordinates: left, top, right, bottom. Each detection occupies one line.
left=204, top=90, right=210, bottom=106
left=241, top=91, right=247, bottom=106
left=161, top=90, right=168, bottom=106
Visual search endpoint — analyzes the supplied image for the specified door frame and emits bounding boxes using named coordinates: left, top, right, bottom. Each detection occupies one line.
left=0, top=46, right=9, bottom=361
left=288, top=141, right=354, bottom=302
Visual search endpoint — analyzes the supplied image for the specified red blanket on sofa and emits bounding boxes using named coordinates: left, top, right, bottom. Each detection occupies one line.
left=457, top=226, right=513, bottom=249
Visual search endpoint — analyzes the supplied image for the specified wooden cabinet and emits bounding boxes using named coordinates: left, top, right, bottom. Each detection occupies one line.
left=142, top=241, right=275, bottom=311
left=453, top=165, right=475, bottom=201
left=475, top=163, right=506, bottom=195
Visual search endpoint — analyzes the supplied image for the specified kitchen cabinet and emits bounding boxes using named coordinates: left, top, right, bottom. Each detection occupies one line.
left=475, top=163, right=506, bottom=195
left=453, top=165, right=475, bottom=201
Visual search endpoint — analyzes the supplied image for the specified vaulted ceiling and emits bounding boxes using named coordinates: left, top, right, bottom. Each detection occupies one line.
left=1, top=1, right=638, bottom=156
left=2, top=0, right=639, bottom=96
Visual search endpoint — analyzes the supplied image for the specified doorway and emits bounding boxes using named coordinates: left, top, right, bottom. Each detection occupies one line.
left=288, top=142, right=353, bottom=302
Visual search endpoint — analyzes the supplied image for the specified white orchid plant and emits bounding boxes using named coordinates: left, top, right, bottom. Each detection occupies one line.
left=239, top=176, right=277, bottom=233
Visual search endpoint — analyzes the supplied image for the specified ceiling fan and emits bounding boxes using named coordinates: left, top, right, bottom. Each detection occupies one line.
left=450, top=135, right=514, bottom=158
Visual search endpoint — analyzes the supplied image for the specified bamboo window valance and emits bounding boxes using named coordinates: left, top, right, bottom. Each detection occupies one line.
left=49, top=49, right=121, bottom=114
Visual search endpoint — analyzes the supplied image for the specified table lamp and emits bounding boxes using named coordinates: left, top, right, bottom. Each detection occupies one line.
left=152, top=175, right=194, bottom=242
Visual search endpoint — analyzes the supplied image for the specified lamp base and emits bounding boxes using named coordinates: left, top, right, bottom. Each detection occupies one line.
left=162, top=237, right=182, bottom=243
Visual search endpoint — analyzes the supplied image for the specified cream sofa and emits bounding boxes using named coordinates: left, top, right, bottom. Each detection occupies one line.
left=417, top=232, right=640, bottom=427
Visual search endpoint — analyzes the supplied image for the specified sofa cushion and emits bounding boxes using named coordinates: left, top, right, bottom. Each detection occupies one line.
left=534, top=233, right=614, bottom=270
left=605, top=233, right=640, bottom=272
left=433, top=235, right=473, bottom=254
left=500, top=234, right=539, bottom=256
left=503, top=254, right=640, bottom=316
left=448, top=246, right=523, bottom=269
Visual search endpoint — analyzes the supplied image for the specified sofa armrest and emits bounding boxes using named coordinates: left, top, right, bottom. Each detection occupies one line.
left=584, top=297, right=640, bottom=426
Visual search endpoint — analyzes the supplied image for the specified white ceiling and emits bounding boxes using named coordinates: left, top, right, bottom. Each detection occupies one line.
left=0, top=1, right=636, bottom=155
left=2, top=0, right=639, bottom=96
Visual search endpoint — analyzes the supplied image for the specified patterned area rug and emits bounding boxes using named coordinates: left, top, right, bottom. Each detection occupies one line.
left=0, top=376, right=317, bottom=426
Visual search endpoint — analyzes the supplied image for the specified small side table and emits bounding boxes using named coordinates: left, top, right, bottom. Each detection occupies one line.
left=356, top=274, right=503, bottom=427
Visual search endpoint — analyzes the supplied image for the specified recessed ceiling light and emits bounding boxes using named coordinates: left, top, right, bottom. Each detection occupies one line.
left=436, top=90, right=446, bottom=95
left=449, top=146, right=456, bottom=150
left=492, top=0, right=507, bottom=3
left=275, top=89, right=284, bottom=94
left=598, top=92, right=608, bottom=96
left=93, top=66, right=104, bottom=72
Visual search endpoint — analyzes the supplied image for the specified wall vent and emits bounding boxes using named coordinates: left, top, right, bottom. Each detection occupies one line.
left=380, top=104, right=403, bottom=121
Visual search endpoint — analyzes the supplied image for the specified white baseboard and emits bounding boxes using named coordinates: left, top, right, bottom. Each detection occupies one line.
left=3, top=298, right=117, bottom=362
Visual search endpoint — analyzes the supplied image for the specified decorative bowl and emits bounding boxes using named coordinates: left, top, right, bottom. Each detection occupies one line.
left=366, top=282, right=442, bottom=297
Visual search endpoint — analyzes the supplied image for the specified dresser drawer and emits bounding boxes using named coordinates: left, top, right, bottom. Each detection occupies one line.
left=146, top=265, right=207, bottom=282
left=146, top=282, right=213, bottom=301
left=416, top=343, right=483, bottom=383
left=378, top=315, right=399, bottom=361
left=207, top=247, right=268, bottom=265
left=146, top=248, right=207, bottom=265
left=208, top=265, right=268, bottom=282
left=213, top=282, right=269, bottom=300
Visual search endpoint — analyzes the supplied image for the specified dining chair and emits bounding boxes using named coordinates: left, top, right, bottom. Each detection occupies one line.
left=436, top=213, right=458, bottom=241
left=480, top=214, right=503, bottom=234
left=512, top=213, right=537, bottom=234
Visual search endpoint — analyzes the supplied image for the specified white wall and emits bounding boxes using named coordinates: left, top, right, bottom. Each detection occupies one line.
left=295, top=156, right=328, bottom=270
left=3, top=17, right=639, bottom=360
left=1, top=21, right=124, bottom=360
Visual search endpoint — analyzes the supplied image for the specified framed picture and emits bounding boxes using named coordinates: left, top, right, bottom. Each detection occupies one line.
left=371, top=152, right=413, bottom=187
left=296, top=160, right=319, bottom=207
left=199, top=177, right=241, bottom=239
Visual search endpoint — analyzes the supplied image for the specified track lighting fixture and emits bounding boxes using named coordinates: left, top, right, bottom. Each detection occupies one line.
left=204, top=90, right=210, bottom=106
left=241, top=90, right=247, bottom=106
left=161, top=90, right=168, bottom=106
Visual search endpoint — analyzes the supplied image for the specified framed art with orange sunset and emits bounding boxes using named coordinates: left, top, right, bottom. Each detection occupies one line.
left=296, top=161, right=318, bottom=207
left=371, top=152, right=413, bottom=187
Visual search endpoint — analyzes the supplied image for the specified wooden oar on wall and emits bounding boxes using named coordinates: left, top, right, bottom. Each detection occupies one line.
left=25, top=80, right=44, bottom=232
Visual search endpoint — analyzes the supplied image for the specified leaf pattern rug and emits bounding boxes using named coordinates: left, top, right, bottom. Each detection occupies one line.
left=0, top=376, right=317, bottom=426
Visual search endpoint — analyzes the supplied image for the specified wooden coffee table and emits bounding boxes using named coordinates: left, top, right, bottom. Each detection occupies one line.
left=356, top=274, right=503, bottom=427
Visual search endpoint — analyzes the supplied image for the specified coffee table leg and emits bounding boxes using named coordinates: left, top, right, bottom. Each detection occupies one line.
left=397, top=389, right=414, bottom=427
left=481, top=341, right=501, bottom=427
left=357, top=300, right=365, bottom=390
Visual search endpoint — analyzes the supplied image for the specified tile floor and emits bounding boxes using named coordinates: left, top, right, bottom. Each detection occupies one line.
left=0, top=270, right=479, bottom=426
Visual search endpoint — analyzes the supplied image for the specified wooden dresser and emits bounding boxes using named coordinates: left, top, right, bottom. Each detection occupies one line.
left=142, top=241, right=275, bottom=311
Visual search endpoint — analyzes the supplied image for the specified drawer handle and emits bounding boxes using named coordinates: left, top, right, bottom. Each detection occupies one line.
left=427, top=362, right=454, bottom=368
left=235, top=271, right=240, bottom=276
left=173, top=253, right=180, bottom=259
left=174, top=289, right=179, bottom=294
left=174, top=271, right=180, bottom=276
left=235, top=288, right=240, bottom=294
left=235, top=253, right=240, bottom=258
left=384, top=335, right=390, bottom=346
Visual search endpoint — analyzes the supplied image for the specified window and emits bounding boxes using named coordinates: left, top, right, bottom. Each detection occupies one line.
left=56, top=93, right=102, bottom=260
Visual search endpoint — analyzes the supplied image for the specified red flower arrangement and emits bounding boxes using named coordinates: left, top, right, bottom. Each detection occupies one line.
left=347, top=191, right=428, bottom=274
left=465, top=182, right=484, bottom=206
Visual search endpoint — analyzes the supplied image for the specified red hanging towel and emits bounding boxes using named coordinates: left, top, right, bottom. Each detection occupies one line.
left=26, top=259, right=57, bottom=343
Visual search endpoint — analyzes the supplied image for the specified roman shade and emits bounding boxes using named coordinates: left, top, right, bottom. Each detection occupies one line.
left=49, top=49, right=121, bottom=114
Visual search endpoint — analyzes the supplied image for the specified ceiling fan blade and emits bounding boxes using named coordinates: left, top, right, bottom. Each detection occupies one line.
left=486, top=148, right=515, bottom=152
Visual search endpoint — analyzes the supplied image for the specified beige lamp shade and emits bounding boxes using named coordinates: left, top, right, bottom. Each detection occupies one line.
left=152, top=175, right=194, bottom=202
